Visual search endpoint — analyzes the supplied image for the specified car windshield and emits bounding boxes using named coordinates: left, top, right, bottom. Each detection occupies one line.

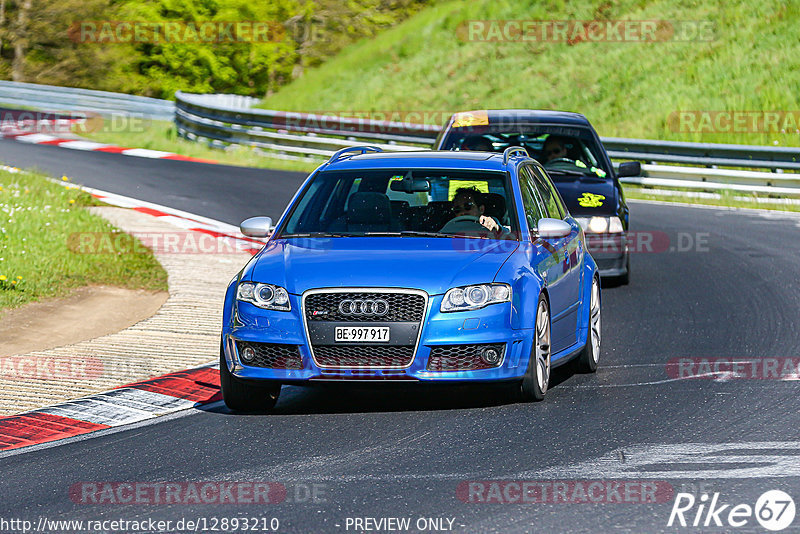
left=442, top=125, right=611, bottom=179
left=276, top=169, right=519, bottom=239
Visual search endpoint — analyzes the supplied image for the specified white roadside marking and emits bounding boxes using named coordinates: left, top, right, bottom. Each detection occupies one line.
left=14, top=133, right=60, bottom=143
left=57, top=140, right=111, bottom=151
left=575, top=372, right=724, bottom=388
left=121, top=148, right=173, bottom=158
left=517, top=442, right=800, bottom=479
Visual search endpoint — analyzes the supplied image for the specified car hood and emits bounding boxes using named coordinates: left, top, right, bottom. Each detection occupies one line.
left=550, top=176, right=618, bottom=216
left=244, top=237, right=518, bottom=295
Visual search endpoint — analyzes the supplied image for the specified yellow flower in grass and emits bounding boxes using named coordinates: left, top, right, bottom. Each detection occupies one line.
left=0, top=275, right=6, bottom=281
left=17, top=276, right=22, bottom=280
left=69, top=199, right=76, bottom=204
left=62, top=176, right=69, bottom=181
left=10, top=280, right=16, bottom=285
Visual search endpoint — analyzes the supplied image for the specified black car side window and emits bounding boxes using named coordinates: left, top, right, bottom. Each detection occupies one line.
left=518, top=166, right=546, bottom=230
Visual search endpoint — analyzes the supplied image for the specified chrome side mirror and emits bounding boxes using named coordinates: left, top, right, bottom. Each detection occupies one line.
left=240, top=216, right=273, bottom=238
left=537, top=218, right=572, bottom=239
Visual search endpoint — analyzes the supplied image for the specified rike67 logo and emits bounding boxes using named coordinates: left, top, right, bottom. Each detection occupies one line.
left=668, top=490, right=796, bottom=531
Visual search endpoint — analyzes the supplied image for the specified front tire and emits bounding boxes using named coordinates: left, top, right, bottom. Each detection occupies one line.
left=515, top=295, right=551, bottom=402
left=574, top=276, right=601, bottom=373
left=220, top=344, right=281, bottom=412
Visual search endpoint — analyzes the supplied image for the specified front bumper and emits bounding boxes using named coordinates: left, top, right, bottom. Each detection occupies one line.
left=223, top=292, right=533, bottom=383
left=585, top=233, right=628, bottom=277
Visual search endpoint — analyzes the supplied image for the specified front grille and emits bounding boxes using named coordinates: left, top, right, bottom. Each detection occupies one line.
left=314, top=345, right=414, bottom=368
left=305, top=291, right=426, bottom=322
left=427, top=343, right=506, bottom=371
left=236, top=341, right=303, bottom=369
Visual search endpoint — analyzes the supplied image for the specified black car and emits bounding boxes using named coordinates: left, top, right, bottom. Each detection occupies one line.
left=434, top=109, right=640, bottom=284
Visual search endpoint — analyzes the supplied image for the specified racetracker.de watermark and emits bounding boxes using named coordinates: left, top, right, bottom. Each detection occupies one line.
left=668, top=111, right=800, bottom=134
left=69, top=21, right=285, bottom=43
left=0, top=111, right=150, bottom=135
left=666, top=358, right=800, bottom=380
left=457, top=480, right=674, bottom=503
left=70, top=482, right=286, bottom=505
left=453, top=231, right=711, bottom=254
left=457, top=20, right=715, bottom=43
left=0, top=356, right=103, bottom=380
left=67, top=231, right=262, bottom=255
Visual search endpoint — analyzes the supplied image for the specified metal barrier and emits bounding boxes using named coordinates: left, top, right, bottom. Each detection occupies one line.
left=0, top=81, right=174, bottom=120
left=174, top=91, right=800, bottom=195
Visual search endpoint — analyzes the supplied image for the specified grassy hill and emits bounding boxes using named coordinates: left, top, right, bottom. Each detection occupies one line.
left=259, top=0, right=800, bottom=147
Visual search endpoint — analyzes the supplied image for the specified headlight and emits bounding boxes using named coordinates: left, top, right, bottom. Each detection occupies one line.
left=237, top=282, right=291, bottom=311
left=441, top=283, right=511, bottom=312
left=576, top=216, right=624, bottom=234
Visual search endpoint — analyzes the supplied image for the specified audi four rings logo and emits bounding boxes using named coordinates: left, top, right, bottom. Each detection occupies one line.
left=339, top=298, right=390, bottom=316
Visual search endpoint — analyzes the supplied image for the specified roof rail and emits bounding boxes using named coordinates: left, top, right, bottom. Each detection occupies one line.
left=502, top=146, right=530, bottom=164
left=327, top=146, right=383, bottom=163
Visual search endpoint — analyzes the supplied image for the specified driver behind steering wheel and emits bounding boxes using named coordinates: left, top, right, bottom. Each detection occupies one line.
left=543, top=135, right=571, bottom=163
left=441, top=187, right=504, bottom=234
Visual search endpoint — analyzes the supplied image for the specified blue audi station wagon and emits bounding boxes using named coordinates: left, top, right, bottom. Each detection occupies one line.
left=220, top=147, right=601, bottom=411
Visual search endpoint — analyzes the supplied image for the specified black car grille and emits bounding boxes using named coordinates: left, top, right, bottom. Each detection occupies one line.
left=427, top=343, right=506, bottom=371
left=236, top=341, right=303, bottom=369
left=313, top=345, right=415, bottom=368
left=305, top=291, right=426, bottom=323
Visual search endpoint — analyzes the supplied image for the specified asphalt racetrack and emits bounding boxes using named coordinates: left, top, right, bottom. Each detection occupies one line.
left=1, top=139, right=799, bottom=533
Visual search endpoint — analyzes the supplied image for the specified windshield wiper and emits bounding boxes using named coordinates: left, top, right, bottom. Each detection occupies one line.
left=362, top=231, right=453, bottom=238
left=279, top=232, right=349, bottom=238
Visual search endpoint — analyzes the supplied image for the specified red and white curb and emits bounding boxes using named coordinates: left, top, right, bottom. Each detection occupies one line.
left=0, top=127, right=219, bottom=164
left=2, top=162, right=267, bottom=255
left=0, top=365, right=222, bottom=452
left=84, top=185, right=267, bottom=255
left=0, top=165, right=272, bottom=452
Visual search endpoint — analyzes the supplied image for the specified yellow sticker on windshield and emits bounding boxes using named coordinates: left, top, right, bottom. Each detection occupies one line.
left=578, top=192, right=605, bottom=208
left=449, top=180, right=489, bottom=198
left=451, top=110, right=489, bottom=128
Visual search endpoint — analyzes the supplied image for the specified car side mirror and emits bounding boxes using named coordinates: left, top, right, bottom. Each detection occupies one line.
left=617, top=161, right=641, bottom=178
left=240, top=216, right=273, bottom=238
left=537, top=218, right=571, bottom=239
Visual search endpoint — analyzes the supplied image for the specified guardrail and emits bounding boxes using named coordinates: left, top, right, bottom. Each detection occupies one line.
left=175, top=91, right=800, bottom=195
left=0, top=81, right=174, bottom=120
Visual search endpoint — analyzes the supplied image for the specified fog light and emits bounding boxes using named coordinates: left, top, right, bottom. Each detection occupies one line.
left=240, top=346, right=256, bottom=364
left=481, top=347, right=501, bottom=365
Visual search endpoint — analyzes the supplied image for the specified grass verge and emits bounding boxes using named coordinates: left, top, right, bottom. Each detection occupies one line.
left=0, top=167, right=168, bottom=311
left=258, top=0, right=800, bottom=148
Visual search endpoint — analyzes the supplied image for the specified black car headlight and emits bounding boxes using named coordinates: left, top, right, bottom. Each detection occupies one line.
left=237, top=282, right=291, bottom=311
left=575, top=216, right=624, bottom=234
left=441, top=283, right=511, bottom=312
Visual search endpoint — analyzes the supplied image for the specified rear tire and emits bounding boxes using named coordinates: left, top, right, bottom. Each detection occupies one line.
left=573, top=276, right=601, bottom=373
left=220, top=344, right=281, bottom=412
left=515, top=295, right=551, bottom=402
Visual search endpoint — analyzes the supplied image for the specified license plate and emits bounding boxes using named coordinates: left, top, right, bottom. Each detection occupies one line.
left=335, top=326, right=390, bottom=343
